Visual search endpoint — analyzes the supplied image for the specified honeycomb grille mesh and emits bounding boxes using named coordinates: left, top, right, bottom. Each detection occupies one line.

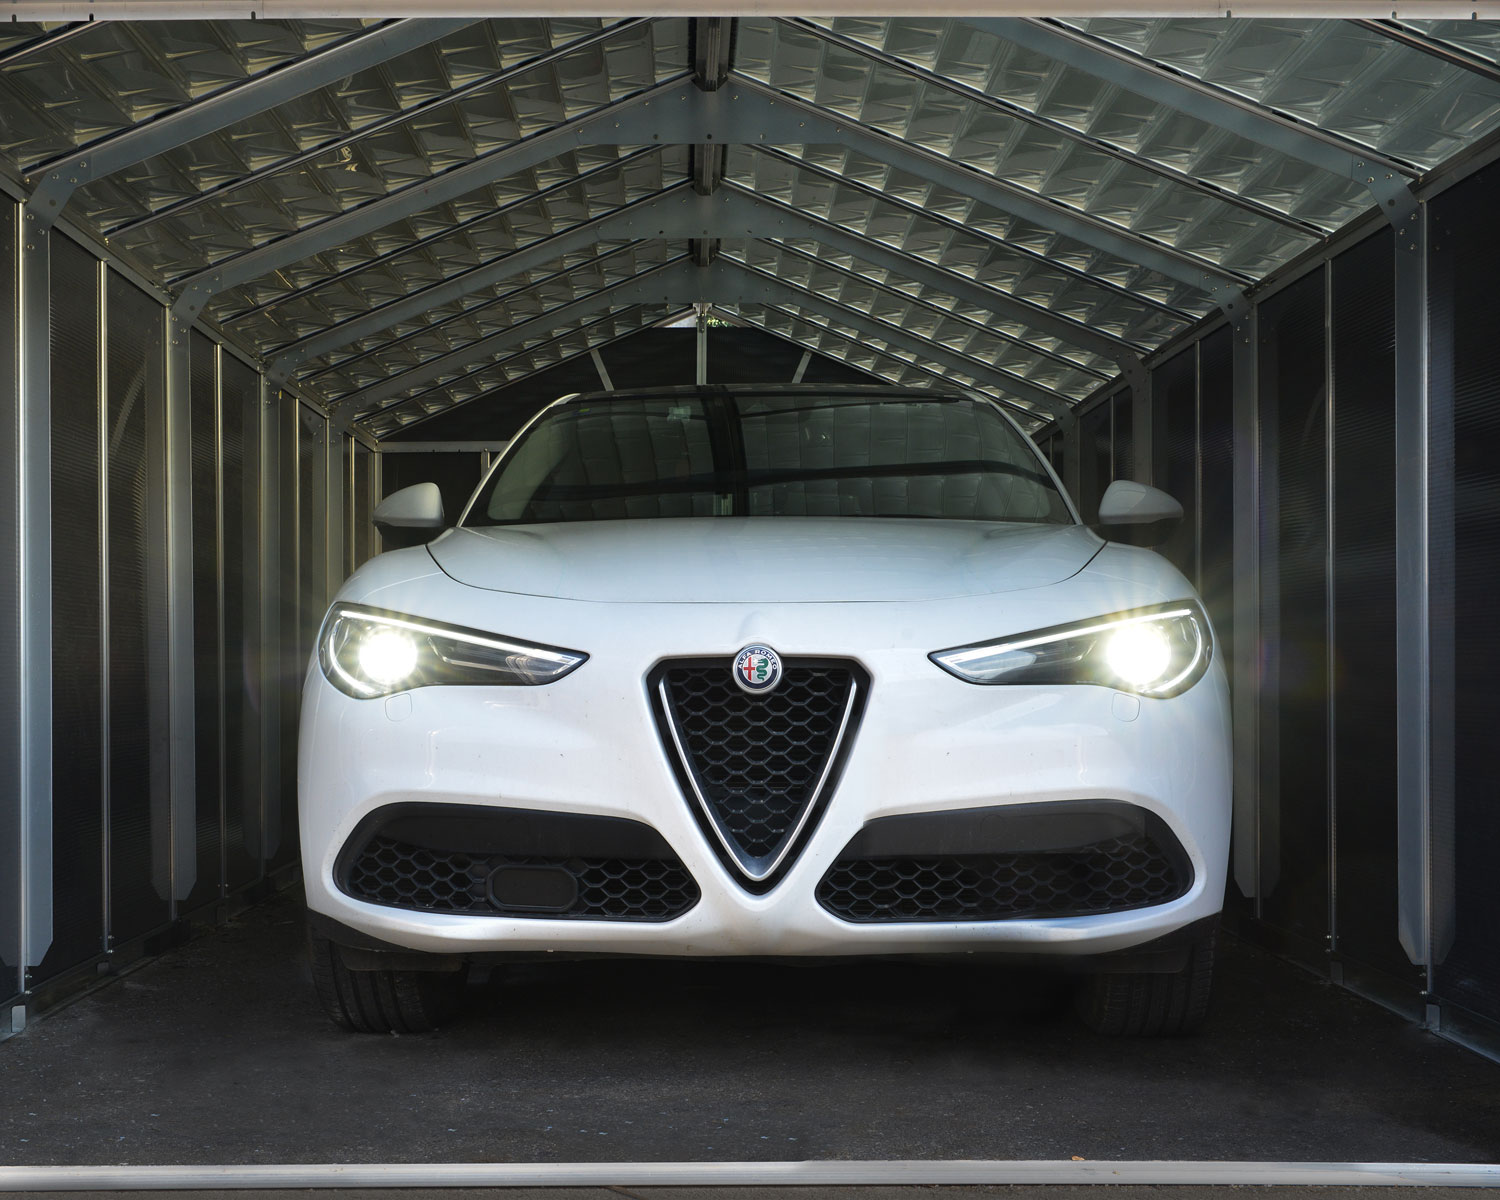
left=662, top=664, right=853, bottom=862
left=816, top=832, right=1188, bottom=922
left=346, top=835, right=699, bottom=922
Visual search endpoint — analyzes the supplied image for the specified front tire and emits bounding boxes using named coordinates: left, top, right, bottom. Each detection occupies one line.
left=1075, top=933, right=1215, bottom=1036
left=309, top=934, right=468, bottom=1034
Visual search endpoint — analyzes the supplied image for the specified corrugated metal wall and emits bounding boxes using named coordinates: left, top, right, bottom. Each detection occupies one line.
left=0, top=223, right=351, bottom=1011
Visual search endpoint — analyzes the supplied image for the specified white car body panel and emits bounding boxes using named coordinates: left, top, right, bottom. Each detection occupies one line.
left=300, top=522, right=1231, bottom=960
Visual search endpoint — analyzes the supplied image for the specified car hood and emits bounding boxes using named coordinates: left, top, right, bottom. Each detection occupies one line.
left=427, top=518, right=1102, bottom=603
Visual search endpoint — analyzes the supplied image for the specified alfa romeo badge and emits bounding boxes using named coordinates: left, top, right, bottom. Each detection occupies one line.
left=732, top=644, right=782, bottom=695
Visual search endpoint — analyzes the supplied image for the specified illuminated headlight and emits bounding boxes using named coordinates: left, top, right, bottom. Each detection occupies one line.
left=930, top=602, right=1211, bottom=698
left=318, top=604, right=587, bottom=698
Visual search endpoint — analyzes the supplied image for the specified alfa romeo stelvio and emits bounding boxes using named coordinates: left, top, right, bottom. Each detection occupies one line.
left=300, top=386, right=1230, bottom=1036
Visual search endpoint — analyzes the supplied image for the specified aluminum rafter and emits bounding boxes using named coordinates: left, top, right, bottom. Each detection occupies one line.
left=689, top=16, right=734, bottom=268
left=963, top=19, right=1421, bottom=219
left=267, top=183, right=1134, bottom=388
left=722, top=76, right=1248, bottom=312
left=729, top=236, right=1112, bottom=386
left=1351, top=19, right=1500, bottom=86
left=106, top=19, right=650, bottom=239
left=711, top=259, right=1075, bottom=420
left=224, top=146, right=667, bottom=327
left=335, top=258, right=700, bottom=424
left=746, top=144, right=1191, bottom=322
left=299, top=242, right=651, bottom=387
left=23, top=19, right=477, bottom=229
left=785, top=18, right=1323, bottom=238
left=172, top=76, right=1246, bottom=324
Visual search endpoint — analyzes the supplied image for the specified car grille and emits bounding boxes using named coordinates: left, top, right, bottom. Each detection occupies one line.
left=816, top=831, right=1188, bottom=923
left=654, top=661, right=864, bottom=888
left=345, top=828, right=702, bottom=924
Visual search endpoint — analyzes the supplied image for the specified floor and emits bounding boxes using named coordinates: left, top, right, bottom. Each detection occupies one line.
left=1, top=892, right=1497, bottom=1170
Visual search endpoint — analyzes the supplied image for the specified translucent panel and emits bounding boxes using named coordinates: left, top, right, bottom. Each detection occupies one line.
left=729, top=145, right=1201, bottom=349
left=816, top=18, right=1378, bottom=237
left=1067, top=18, right=1500, bottom=170
left=1402, top=20, right=1500, bottom=67
left=725, top=243, right=1106, bottom=403
left=0, top=23, right=53, bottom=56
left=736, top=19, right=1326, bottom=275
left=359, top=304, right=677, bottom=437
left=0, top=20, right=371, bottom=165
left=225, top=146, right=685, bottom=352
left=84, top=19, right=689, bottom=281
left=311, top=241, right=678, bottom=402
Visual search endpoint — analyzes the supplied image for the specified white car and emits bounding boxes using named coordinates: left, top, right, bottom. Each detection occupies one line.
left=301, top=386, right=1230, bottom=1037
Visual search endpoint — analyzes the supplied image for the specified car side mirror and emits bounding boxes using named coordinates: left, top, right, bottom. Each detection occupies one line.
left=374, top=482, right=445, bottom=551
left=1094, top=480, right=1183, bottom=547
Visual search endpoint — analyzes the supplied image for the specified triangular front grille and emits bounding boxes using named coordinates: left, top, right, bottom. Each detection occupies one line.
left=653, top=660, right=865, bottom=891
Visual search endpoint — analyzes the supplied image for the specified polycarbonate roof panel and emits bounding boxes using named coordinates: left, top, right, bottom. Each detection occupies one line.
left=0, top=24, right=51, bottom=56
left=80, top=20, right=687, bottom=285
left=1064, top=18, right=1500, bottom=170
left=724, top=243, right=1107, bottom=403
left=362, top=303, right=679, bottom=437
left=728, top=145, right=1202, bottom=346
left=223, top=146, right=687, bottom=351
left=1400, top=20, right=1500, bottom=66
left=309, top=241, right=678, bottom=401
left=0, top=19, right=372, bottom=164
left=735, top=19, right=1327, bottom=276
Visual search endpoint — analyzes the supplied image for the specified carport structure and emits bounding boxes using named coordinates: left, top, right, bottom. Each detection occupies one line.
left=2, top=6, right=1500, bottom=1069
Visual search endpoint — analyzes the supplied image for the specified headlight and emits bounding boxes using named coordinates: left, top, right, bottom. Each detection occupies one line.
left=930, top=602, right=1211, bottom=698
left=318, top=604, right=587, bottom=698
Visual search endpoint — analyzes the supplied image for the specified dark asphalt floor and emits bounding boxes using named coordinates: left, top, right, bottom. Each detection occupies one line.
left=1, top=892, right=1498, bottom=1168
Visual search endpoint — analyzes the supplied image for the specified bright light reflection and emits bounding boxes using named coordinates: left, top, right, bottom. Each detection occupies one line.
left=357, top=629, right=418, bottom=687
left=1104, top=623, right=1172, bottom=687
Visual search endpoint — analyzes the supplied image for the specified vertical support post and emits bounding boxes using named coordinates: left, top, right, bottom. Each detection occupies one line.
left=301, top=408, right=328, bottom=625
left=1325, top=258, right=1339, bottom=955
left=259, top=382, right=281, bottom=864
left=1395, top=201, right=1440, bottom=975
left=0, top=205, right=26, bottom=1001
left=17, top=210, right=52, bottom=985
left=1230, top=309, right=1260, bottom=902
left=325, top=429, right=346, bottom=596
left=696, top=305, right=708, bottom=386
left=97, top=263, right=110, bottom=947
left=213, top=346, right=227, bottom=906
left=162, top=315, right=197, bottom=905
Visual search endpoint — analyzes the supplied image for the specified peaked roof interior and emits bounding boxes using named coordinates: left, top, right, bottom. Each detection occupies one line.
left=2, top=14, right=1499, bottom=439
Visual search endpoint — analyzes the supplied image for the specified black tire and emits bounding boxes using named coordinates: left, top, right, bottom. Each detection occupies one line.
left=309, top=934, right=467, bottom=1034
left=1075, top=933, right=1215, bottom=1036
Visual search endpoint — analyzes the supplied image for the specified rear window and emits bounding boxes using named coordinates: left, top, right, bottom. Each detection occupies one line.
left=467, top=392, right=1071, bottom=526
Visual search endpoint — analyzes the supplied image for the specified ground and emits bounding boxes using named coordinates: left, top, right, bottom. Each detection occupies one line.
left=1, top=891, right=1497, bottom=1173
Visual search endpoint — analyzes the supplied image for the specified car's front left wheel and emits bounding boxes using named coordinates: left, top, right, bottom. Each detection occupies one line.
left=309, top=934, right=468, bottom=1034
left=1074, top=932, right=1216, bottom=1036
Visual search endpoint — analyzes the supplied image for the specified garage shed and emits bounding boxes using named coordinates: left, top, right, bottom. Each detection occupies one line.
left=2, top=7, right=1500, bottom=1070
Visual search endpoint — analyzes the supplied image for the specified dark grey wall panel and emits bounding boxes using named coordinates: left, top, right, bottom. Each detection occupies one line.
left=36, top=234, right=103, bottom=984
left=0, top=199, right=20, bottom=1002
left=1155, top=348, right=1198, bottom=583
left=1330, top=229, right=1403, bottom=979
left=381, top=452, right=482, bottom=531
left=1113, top=391, right=1134, bottom=485
left=1198, top=327, right=1234, bottom=682
left=1079, top=399, right=1111, bottom=524
left=220, top=355, right=262, bottom=889
left=186, top=332, right=222, bottom=915
left=298, top=413, right=323, bottom=671
left=104, top=271, right=168, bottom=944
left=1430, top=159, right=1500, bottom=1028
left=273, top=401, right=299, bottom=870
left=1257, top=267, right=1329, bottom=946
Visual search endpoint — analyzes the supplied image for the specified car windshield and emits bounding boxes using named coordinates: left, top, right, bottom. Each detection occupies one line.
left=465, top=391, right=1072, bottom=526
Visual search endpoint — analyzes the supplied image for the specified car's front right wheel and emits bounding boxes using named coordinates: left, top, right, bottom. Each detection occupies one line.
left=1075, top=932, right=1215, bottom=1036
left=309, top=934, right=468, bottom=1034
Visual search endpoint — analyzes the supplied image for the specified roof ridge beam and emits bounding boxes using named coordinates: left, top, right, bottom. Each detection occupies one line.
left=23, top=18, right=477, bottom=230
left=963, top=18, right=1419, bottom=221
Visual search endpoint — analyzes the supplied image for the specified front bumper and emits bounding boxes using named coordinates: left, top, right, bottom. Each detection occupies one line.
left=299, top=598, right=1231, bottom=961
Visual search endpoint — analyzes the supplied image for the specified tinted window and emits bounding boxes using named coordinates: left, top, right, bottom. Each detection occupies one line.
left=470, top=392, right=1069, bottom=526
